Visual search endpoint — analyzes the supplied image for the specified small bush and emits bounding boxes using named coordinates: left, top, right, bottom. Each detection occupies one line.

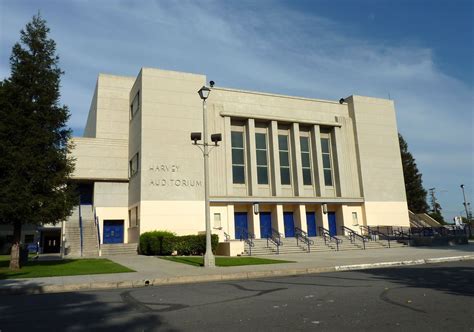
left=139, top=231, right=218, bottom=256
left=139, top=230, right=176, bottom=255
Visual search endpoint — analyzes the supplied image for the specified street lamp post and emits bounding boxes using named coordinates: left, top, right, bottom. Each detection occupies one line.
left=195, top=85, right=220, bottom=268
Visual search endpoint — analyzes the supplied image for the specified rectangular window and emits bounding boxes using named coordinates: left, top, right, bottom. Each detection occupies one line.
left=321, top=137, right=333, bottom=186
left=278, top=134, right=291, bottom=185
left=231, top=131, right=245, bottom=184
left=352, top=212, right=359, bottom=226
left=130, top=91, right=140, bottom=119
left=300, top=136, right=312, bottom=185
left=255, top=133, right=269, bottom=184
left=129, top=152, right=139, bottom=178
left=213, top=213, right=222, bottom=228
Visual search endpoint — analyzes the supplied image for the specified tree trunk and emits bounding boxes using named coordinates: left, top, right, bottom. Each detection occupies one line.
left=9, top=221, right=22, bottom=270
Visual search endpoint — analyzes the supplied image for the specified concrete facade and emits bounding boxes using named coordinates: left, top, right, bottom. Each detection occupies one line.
left=67, top=67, right=409, bottom=250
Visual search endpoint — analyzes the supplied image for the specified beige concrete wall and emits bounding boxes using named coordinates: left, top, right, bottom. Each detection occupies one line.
left=339, top=204, right=365, bottom=233
left=94, top=182, right=128, bottom=207
left=140, top=200, right=205, bottom=235
left=347, top=95, right=407, bottom=203
left=363, top=201, right=410, bottom=227
left=216, top=241, right=245, bottom=256
left=140, top=68, right=206, bottom=202
left=70, top=137, right=128, bottom=181
left=94, top=74, right=135, bottom=140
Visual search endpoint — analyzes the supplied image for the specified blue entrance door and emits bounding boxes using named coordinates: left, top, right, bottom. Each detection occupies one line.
left=328, top=212, right=337, bottom=236
left=234, top=212, right=248, bottom=239
left=260, top=212, right=272, bottom=238
left=284, top=212, right=295, bottom=237
left=306, top=212, right=317, bottom=236
left=103, top=220, right=124, bottom=244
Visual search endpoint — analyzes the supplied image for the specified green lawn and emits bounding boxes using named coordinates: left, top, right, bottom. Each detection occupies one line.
left=0, top=255, right=135, bottom=279
left=161, top=256, right=294, bottom=267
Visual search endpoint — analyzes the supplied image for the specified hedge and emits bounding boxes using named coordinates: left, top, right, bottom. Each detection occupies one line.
left=139, top=231, right=219, bottom=256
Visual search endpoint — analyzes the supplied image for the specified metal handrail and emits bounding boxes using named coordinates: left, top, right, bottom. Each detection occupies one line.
left=223, top=232, right=231, bottom=242
left=78, top=204, right=84, bottom=257
left=94, top=209, right=101, bottom=255
left=370, top=229, right=391, bottom=248
left=294, top=227, right=314, bottom=252
left=318, top=227, right=342, bottom=251
left=341, top=226, right=366, bottom=250
left=236, top=228, right=255, bottom=256
left=266, top=228, right=282, bottom=254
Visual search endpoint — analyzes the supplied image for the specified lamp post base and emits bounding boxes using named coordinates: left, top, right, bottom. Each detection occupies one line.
left=204, top=251, right=216, bottom=268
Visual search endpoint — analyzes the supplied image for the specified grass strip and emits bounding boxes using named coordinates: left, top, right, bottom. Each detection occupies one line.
left=160, top=256, right=294, bottom=267
left=0, top=256, right=134, bottom=279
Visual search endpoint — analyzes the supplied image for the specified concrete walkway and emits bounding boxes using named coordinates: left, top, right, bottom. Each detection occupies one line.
left=1, top=244, right=473, bottom=295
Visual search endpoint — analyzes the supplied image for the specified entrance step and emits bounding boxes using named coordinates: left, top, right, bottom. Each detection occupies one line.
left=101, top=243, right=138, bottom=256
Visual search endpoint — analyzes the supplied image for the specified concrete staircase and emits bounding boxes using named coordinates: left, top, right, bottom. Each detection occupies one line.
left=64, top=205, right=99, bottom=257
left=244, top=235, right=407, bottom=256
left=101, top=243, right=138, bottom=256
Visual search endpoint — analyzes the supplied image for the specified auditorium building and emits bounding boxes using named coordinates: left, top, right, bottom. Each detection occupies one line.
left=60, top=66, right=409, bottom=255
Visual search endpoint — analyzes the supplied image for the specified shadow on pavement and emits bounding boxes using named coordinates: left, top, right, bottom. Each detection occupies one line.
left=0, top=282, right=170, bottom=331
left=359, top=262, right=474, bottom=297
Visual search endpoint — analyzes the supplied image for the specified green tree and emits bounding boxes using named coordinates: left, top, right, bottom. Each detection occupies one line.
left=398, top=133, right=429, bottom=213
left=0, top=14, right=77, bottom=269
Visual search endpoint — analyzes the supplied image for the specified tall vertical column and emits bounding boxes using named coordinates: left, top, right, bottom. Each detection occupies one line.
left=224, top=116, right=233, bottom=196
left=272, top=204, right=285, bottom=235
left=227, top=204, right=235, bottom=239
left=270, top=120, right=281, bottom=196
left=295, top=204, right=308, bottom=233
left=333, top=124, right=346, bottom=197
left=291, top=123, right=303, bottom=196
left=316, top=206, right=329, bottom=231
left=246, top=119, right=258, bottom=196
left=312, top=124, right=325, bottom=197
left=248, top=205, right=261, bottom=239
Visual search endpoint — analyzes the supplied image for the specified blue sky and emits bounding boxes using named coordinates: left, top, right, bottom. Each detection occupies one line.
left=1, top=0, right=473, bottom=222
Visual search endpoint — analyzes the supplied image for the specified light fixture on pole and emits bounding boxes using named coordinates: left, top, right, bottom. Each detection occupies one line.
left=322, top=203, right=328, bottom=214
left=460, top=184, right=470, bottom=221
left=191, top=84, right=221, bottom=268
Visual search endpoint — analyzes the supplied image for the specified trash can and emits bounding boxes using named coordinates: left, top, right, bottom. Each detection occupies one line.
left=19, top=246, right=29, bottom=266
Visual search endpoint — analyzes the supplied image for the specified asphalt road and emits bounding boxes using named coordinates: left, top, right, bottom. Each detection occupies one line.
left=0, top=261, right=473, bottom=331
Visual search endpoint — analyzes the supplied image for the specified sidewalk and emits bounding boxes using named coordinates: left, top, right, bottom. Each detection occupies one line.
left=1, top=244, right=473, bottom=295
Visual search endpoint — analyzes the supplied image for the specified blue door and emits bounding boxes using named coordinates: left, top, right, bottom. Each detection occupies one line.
left=260, top=212, right=272, bottom=238
left=103, top=220, right=124, bottom=244
left=234, top=212, right=248, bottom=239
left=306, top=212, right=317, bottom=236
left=284, top=212, right=295, bottom=237
left=328, top=212, right=337, bottom=236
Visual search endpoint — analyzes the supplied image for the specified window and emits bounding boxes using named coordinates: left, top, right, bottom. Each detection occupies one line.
left=255, top=133, right=269, bottom=185
left=300, top=136, right=312, bottom=185
left=278, top=134, right=291, bottom=185
left=213, top=213, right=222, bottom=228
left=231, top=131, right=245, bottom=184
left=352, top=212, right=359, bottom=226
left=321, top=137, right=333, bottom=186
left=129, top=152, right=139, bottom=178
left=130, top=91, right=140, bottom=119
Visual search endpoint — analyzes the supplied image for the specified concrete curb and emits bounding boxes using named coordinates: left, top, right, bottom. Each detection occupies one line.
left=1, top=254, right=473, bottom=295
